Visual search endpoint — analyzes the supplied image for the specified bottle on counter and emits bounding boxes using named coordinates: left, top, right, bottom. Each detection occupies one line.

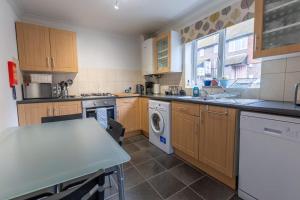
left=193, top=82, right=200, bottom=97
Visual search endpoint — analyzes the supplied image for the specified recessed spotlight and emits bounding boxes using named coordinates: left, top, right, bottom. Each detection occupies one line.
left=114, top=0, right=120, bottom=10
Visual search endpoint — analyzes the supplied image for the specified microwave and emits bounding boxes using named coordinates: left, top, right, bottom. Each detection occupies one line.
left=22, top=83, right=54, bottom=99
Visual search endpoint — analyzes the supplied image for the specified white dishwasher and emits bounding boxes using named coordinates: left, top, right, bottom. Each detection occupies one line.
left=239, top=112, right=300, bottom=200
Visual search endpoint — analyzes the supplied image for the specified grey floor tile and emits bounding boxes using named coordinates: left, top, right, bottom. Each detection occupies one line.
left=125, top=182, right=162, bottom=200
left=104, top=176, right=118, bottom=198
left=135, top=139, right=153, bottom=149
left=123, top=143, right=140, bottom=154
left=145, top=145, right=165, bottom=158
left=113, top=167, right=145, bottom=190
left=128, top=134, right=147, bottom=143
left=190, top=177, right=234, bottom=200
left=168, top=187, right=204, bottom=200
left=170, top=163, right=205, bottom=185
left=149, top=171, right=185, bottom=199
left=135, top=159, right=166, bottom=179
left=155, top=154, right=183, bottom=169
left=130, top=149, right=153, bottom=165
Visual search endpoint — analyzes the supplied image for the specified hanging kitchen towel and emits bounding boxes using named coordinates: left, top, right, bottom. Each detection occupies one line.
left=96, top=108, right=108, bottom=129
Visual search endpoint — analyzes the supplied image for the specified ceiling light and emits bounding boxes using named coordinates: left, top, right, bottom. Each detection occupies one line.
left=114, top=0, right=120, bottom=10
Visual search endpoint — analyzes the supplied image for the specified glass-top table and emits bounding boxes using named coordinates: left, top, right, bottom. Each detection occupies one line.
left=0, top=118, right=130, bottom=200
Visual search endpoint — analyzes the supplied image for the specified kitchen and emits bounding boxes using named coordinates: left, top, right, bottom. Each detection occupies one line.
left=1, top=0, right=300, bottom=200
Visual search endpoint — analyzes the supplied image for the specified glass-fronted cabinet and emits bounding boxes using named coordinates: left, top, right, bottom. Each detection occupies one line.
left=254, top=0, right=300, bottom=58
left=153, top=31, right=182, bottom=73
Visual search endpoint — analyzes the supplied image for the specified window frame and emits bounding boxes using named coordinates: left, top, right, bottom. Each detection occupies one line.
left=188, top=23, right=260, bottom=89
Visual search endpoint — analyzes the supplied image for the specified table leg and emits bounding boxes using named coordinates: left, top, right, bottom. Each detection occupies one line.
left=116, top=164, right=125, bottom=200
left=54, top=183, right=63, bottom=193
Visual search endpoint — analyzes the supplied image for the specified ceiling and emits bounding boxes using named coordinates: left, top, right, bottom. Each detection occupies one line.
left=12, top=0, right=211, bottom=35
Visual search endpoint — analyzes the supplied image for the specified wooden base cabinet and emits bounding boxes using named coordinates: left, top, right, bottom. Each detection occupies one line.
left=171, top=101, right=238, bottom=189
left=172, top=102, right=200, bottom=160
left=116, top=98, right=140, bottom=136
left=139, top=98, right=149, bottom=137
left=200, top=105, right=237, bottom=178
left=18, top=101, right=82, bottom=126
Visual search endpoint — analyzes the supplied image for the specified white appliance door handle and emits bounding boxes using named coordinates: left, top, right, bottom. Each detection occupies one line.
left=263, top=127, right=283, bottom=136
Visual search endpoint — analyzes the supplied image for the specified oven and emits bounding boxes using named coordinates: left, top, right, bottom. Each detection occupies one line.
left=82, top=98, right=117, bottom=128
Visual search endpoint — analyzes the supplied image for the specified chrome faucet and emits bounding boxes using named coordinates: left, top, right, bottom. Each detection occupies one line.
left=294, top=83, right=300, bottom=106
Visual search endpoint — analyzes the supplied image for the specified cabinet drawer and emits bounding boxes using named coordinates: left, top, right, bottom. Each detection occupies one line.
left=172, top=102, right=200, bottom=116
left=117, top=98, right=138, bottom=105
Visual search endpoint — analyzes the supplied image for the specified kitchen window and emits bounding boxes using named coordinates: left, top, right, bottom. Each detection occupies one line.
left=185, top=18, right=261, bottom=88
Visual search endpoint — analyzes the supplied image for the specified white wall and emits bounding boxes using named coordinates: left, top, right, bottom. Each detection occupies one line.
left=0, top=0, right=20, bottom=131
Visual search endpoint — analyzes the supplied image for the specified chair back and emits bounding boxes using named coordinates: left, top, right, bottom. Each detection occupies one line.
left=106, top=118, right=125, bottom=146
left=47, top=170, right=105, bottom=200
left=42, top=114, right=82, bottom=123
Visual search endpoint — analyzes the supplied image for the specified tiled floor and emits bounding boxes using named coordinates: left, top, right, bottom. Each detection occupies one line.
left=105, top=134, right=242, bottom=200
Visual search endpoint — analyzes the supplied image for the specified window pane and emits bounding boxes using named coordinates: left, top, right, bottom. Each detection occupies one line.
left=195, top=33, right=219, bottom=85
left=224, top=19, right=261, bottom=88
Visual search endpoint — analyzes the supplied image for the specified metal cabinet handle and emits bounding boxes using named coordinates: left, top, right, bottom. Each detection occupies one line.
left=51, top=57, right=55, bottom=68
left=47, top=107, right=52, bottom=116
left=47, top=57, right=51, bottom=68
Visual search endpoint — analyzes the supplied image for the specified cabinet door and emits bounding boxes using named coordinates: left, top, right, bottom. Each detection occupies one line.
left=53, top=101, right=82, bottom=116
left=16, top=22, right=51, bottom=72
left=139, top=98, right=149, bottom=136
left=142, top=39, right=154, bottom=75
left=172, top=110, right=199, bottom=160
left=254, top=0, right=300, bottom=58
left=154, top=32, right=170, bottom=73
left=200, top=106, right=237, bottom=178
left=117, top=98, right=140, bottom=133
left=50, top=28, right=78, bottom=73
left=18, top=103, right=53, bottom=126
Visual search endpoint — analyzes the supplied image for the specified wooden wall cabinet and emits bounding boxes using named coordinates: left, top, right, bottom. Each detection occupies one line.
left=116, top=98, right=141, bottom=136
left=16, top=22, right=78, bottom=73
left=172, top=102, right=200, bottom=160
left=153, top=31, right=182, bottom=74
left=200, top=105, right=237, bottom=178
left=18, top=101, right=82, bottom=126
left=254, top=0, right=300, bottom=58
left=139, top=97, right=149, bottom=137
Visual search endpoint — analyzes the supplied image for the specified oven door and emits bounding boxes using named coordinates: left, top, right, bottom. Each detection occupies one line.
left=85, top=106, right=115, bottom=128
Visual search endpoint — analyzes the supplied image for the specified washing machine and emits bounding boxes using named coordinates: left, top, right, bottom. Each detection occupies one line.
left=149, top=100, right=173, bottom=154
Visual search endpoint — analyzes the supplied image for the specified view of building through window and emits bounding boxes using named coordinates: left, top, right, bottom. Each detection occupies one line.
left=187, top=19, right=261, bottom=88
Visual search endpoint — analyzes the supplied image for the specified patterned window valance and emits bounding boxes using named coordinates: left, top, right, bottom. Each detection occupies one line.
left=181, top=0, right=255, bottom=43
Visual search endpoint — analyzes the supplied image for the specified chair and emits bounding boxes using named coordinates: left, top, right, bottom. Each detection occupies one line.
left=25, top=170, right=105, bottom=200
left=106, top=118, right=125, bottom=146
left=42, top=114, right=82, bottom=123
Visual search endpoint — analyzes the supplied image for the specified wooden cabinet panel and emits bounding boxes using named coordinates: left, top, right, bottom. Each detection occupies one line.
left=172, top=102, right=200, bottom=116
left=50, top=29, right=78, bottom=72
left=254, top=0, right=300, bottom=58
left=139, top=98, right=149, bottom=137
left=16, top=22, right=78, bottom=73
left=53, top=101, right=82, bottom=116
left=18, top=103, right=53, bottom=126
left=200, top=105, right=237, bottom=178
left=16, top=22, right=51, bottom=72
left=117, top=98, right=140, bottom=134
left=172, top=102, right=200, bottom=160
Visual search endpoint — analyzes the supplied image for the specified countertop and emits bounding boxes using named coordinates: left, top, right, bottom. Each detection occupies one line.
left=17, top=94, right=300, bottom=117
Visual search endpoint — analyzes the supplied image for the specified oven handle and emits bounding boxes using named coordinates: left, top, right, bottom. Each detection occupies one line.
left=86, top=107, right=115, bottom=112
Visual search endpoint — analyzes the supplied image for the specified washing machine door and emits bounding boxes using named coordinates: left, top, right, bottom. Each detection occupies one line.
left=150, top=110, right=164, bottom=135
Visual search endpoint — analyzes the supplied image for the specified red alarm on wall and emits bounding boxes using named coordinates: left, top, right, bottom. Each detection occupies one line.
left=8, top=61, right=18, bottom=100
left=8, top=61, right=18, bottom=88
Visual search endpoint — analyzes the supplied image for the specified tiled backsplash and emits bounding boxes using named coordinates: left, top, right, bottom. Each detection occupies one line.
left=53, top=67, right=142, bottom=95
left=260, top=56, right=300, bottom=102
